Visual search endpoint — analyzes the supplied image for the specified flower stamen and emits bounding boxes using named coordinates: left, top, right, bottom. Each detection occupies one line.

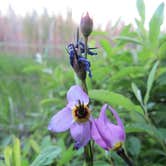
left=112, top=142, right=123, bottom=151
left=72, top=100, right=90, bottom=123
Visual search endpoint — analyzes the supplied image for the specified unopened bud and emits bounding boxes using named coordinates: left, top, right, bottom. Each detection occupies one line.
left=80, top=12, right=93, bottom=38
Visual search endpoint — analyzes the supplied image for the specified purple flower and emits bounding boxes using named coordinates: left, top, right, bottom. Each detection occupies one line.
left=48, top=85, right=92, bottom=149
left=91, top=104, right=126, bottom=151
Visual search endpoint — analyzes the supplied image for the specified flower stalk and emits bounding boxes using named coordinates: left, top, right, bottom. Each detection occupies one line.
left=84, top=141, right=93, bottom=166
left=84, top=37, right=88, bottom=58
left=117, top=148, right=133, bottom=166
left=81, top=78, right=93, bottom=166
left=80, top=14, right=94, bottom=165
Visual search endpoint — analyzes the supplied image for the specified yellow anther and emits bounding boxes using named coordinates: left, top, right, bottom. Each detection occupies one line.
left=113, top=142, right=123, bottom=151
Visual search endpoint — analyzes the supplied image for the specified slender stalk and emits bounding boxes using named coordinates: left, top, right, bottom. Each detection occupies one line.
left=82, top=79, right=93, bottom=166
left=81, top=67, right=93, bottom=165
left=84, top=142, right=93, bottom=166
left=84, top=37, right=88, bottom=58
left=81, top=79, right=88, bottom=94
left=77, top=27, right=93, bottom=165
left=117, top=148, right=133, bottom=166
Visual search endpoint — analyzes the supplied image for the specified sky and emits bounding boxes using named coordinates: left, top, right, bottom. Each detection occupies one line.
left=0, top=0, right=166, bottom=29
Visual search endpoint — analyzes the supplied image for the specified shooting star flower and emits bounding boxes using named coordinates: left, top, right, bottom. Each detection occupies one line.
left=91, top=104, right=126, bottom=151
left=48, top=85, right=92, bottom=149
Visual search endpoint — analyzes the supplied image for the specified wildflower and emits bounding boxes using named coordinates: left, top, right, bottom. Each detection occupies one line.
left=91, top=104, right=126, bottom=151
left=48, top=85, right=92, bottom=149
left=67, top=43, right=92, bottom=79
left=80, top=12, right=93, bottom=38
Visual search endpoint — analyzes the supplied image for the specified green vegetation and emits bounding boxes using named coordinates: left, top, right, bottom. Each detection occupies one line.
left=0, top=0, right=166, bottom=165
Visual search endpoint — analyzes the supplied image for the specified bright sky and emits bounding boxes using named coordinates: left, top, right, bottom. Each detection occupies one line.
left=0, top=0, right=166, bottom=29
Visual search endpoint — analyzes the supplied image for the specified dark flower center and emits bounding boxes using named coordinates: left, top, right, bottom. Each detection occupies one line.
left=72, top=100, right=90, bottom=123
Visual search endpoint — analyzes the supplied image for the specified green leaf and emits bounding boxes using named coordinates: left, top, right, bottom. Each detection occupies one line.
left=31, top=146, right=61, bottom=166
left=149, top=3, right=164, bottom=47
left=127, top=136, right=141, bottom=156
left=159, top=41, right=166, bottom=58
left=92, top=66, right=110, bottom=83
left=23, top=65, right=43, bottom=73
left=93, top=161, right=110, bottom=166
left=29, top=139, right=40, bottom=153
left=126, top=122, right=164, bottom=144
left=111, top=66, right=145, bottom=81
left=136, top=0, right=145, bottom=22
left=131, top=82, right=143, bottom=104
left=40, top=98, right=62, bottom=106
left=158, top=67, right=166, bottom=76
left=156, top=128, right=166, bottom=141
left=89, top=89, right=144, bottom=114
left=92, top=31, right=108, bottom=36
left=100, top=39, right=112, bottom=56
left=125, top=123, right=153, bottom=135
left=114, top=36, right=142, bottom=45
left=156, top=72, right=166, bottom=86
left=13, top=137, right=21, bottom=166
left=159, top=35, right=166, bottom=48
left=135, top=18, right=147, bottom=41
left=144, top=61, right=159, bottom=104
left=57, top=145, right=75, bottom=165
left=4, top=146, right=12, bottom=166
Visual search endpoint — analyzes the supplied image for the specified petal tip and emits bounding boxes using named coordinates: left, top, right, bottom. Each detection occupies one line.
left=67, top=85, right=89, bottom=104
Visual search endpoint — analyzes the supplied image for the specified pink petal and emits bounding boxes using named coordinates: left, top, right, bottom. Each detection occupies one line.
left=67, top=85, right=89, bottom=105
left=70, top=122, right=91, bottom=148
left=91, top=119, right=109, bottom=150
left=48, top=107, right=73, bottom=132
left=106, top=122, right=126, bottom=145
left=94, top=104, right=125, bottom=149
left=95, top=118, right=113, bottom=149
left=108, top=106, right=125, bottom=130
left=99, top=104, right=108, bottom=122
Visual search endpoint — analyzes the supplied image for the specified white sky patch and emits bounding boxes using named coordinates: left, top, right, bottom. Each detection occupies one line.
left=0, top=0, right=166, bottom=29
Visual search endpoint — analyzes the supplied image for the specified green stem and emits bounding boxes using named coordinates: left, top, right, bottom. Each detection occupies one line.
left=84, top=142, right=93, bottom=166
left=81, top=79, right=88, bottom=94
left=84, top=37, right=88, bottom=58
left=81, top=77, right=93, bottom=166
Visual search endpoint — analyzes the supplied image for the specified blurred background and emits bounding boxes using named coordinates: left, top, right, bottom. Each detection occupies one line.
left=0, top=0, right=166, bottom=166
left=0, top=0, right=165, bottom=56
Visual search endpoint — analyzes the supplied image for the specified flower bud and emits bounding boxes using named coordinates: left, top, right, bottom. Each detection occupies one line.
left=80, top=12, right=93, bottom=38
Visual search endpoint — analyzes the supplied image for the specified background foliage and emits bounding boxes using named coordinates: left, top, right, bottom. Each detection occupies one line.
left=0, top=0, right=166, bottom=165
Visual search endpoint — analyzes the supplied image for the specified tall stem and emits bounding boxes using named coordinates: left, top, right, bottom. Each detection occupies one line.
left=81, top=79, right=88, bottom=94
left=84, top=37, right=88, bottom=58
left=77, top=28, right=93, bottom=165
left=84, top=142, right=93, bottom=166
left=81, top=79, right=93, bottom=166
